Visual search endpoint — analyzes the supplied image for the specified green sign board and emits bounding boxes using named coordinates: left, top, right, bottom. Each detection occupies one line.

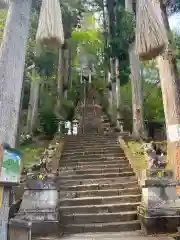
left=0, top=149, right=21, bottom=184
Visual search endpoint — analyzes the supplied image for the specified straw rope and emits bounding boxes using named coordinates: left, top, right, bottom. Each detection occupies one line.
left=36, top=0, right=64, bottom=49
left=135, top=0, right=166, bottom=61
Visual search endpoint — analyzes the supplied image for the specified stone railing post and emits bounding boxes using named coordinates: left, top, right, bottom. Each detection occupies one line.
left=138, top=168, right=180, bottom=235
left=8, top=219, right=32, bottom=240
left=14, top=174, right=59, bottom=237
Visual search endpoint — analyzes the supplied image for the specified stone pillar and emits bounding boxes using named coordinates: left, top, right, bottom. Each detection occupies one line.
left=14, top=174, right=59, bottom=237
left=138, top=169, right=180, bottom=235
left=8, top=219, right=32, bottom=240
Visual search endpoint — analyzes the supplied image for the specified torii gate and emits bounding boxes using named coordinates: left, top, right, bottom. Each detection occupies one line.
left=131, top=0, right=180, bottom=180
left=0, top=1, right=32, bottom=239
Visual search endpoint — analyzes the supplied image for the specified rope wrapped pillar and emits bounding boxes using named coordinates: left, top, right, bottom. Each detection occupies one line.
left=152, top=0, right=180, bottom=179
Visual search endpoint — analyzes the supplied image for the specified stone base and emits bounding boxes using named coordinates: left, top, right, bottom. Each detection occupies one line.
left=138, top=205, right=180, bottom=235
left=14, top=177, right=60, bottom=237
left=31, top=221, right=60, bottom=236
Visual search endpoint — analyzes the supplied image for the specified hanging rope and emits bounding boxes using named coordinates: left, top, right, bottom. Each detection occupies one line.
left=36, top=0, right=64, bottom=49
left=135, top=0, right=166, bottom=61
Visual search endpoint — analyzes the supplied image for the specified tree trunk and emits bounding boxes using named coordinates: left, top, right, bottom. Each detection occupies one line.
left=26, top=69, right=40, bottom=134
left=153, top=0, right=180, bottom=177
left=16, top=73, right=26, bottom=145
left=115, top=57, right=121, bottom=127
left=68, top=43, right=72, bottom=89
left=108, top=72, right=113, bottom=117
left=102, top=0, right=109, bottom=83
left=129, top=43, right=146, bottom=137
left=0, top=0, right=32, bottom=147
left=125, top=0, right=146, bottom=138
left=56, top=47, right=64, bottom=115
left=110, top=57, right=117, bottom=125
left=63, top=48, right=69, bottom=99
left=0, top=1, right=32, bottom=239
left=106, top=0, right=117, bottom=125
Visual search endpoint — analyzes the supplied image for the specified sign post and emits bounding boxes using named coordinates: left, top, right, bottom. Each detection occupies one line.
left=0, top=144, right=22, bottom=240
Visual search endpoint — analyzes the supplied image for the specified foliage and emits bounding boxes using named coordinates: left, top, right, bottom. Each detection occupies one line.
left=61, top=0, right=84, bottom=39
left=93, top=0, right=135, bottom=85
left=25, top=11, right=39, bottom=69
left=165, top=0, right=180, bottom=15
left=173, top=30, right=180, bottom=66
left=142, top=60, right=159, bottom=83
left=71, top=18, right=104, bottom=78
left=39, top=109, right=59, bottom=136
left=18, top=142, right=47, bottom=168
left=142, top=83, right=164, bottom=121
left=32, top=0, right=42, bottom=12
left=35, top=51, right=58, bottom=77
left=121, top=80, right=164, bottom=123
left=61, top=85, right=81, bottom=120
left=0, top=10, right=7, bottom=43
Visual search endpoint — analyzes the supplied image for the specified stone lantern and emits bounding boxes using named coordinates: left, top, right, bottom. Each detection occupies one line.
left=72, top=119, right=79, bottom=136
left=58, top=120, right=64, bottom=134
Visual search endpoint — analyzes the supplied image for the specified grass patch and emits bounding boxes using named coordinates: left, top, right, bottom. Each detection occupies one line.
left=17, top=141, right=48, bottom=168
left=126, top=140, right=167, bottom=175
left=126, top=140, right=147, bottom=177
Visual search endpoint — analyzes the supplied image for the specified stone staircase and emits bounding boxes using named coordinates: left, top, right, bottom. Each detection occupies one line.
left=57, top=90, right=141, bottom=234
left=58, top=134, right=141, bottom=233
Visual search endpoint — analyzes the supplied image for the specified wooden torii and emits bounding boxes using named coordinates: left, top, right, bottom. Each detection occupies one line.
left=127, top=0, right=180, bottom=181
left=0, top=1, right=32, bottom=239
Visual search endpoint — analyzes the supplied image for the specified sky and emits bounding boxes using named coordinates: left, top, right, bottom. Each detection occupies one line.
left=169, top=13, right=180, bottom=32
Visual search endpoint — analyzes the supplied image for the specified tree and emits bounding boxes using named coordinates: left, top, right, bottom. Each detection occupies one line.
left=165, top=0, right=180, bottom=14
left=0, top=0, right=32, bottom=146
left=26, top=68, right=41, bottom=134
left=123, top=0, right=146, bottom=138
left=101, top=0, right=135, bottom=125
left=55, top=0, right=86, bottom=114
left=0, top=0, right=32, bottom=238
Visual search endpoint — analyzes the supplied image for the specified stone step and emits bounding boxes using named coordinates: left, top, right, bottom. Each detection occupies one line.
left=59, top=187, right=140, bottom=198
left=34, top=231, right=146, bottom=240
left=59, top=159, right=129, bottom=167
left=62, top=148, right=124, bottom=154
left=59, top=202, right=140, bottom=214
left=57, top=176, right=137, bottom=186
left=61, top=211, right=137, bottom=224
left=65, top=132, right=114, bottom=136
left=65, top=143, right=120, bottom=148
left=65, top=135, right=116, bottom=139
left=65, top=138, right=118, bottom=143
left=59, top=167, right=133, bottom=175
left=59, top=181, right=139, bottom=192
left=58, top=172, right=135, bottom=180
left=62, top=152, right=124, bottom=159
left=66, top=133, right=117, bottom=141
left=59, top=162, right=131, bottom=171
left=63, top=220, right=141, bottom=233
left=61, top=155, right=126, bottom=163
left=59, top=194, right=141, bottom=206
left=64, top=144, right=120, bottom=148
left=65, top=142, right=119, bottom=146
